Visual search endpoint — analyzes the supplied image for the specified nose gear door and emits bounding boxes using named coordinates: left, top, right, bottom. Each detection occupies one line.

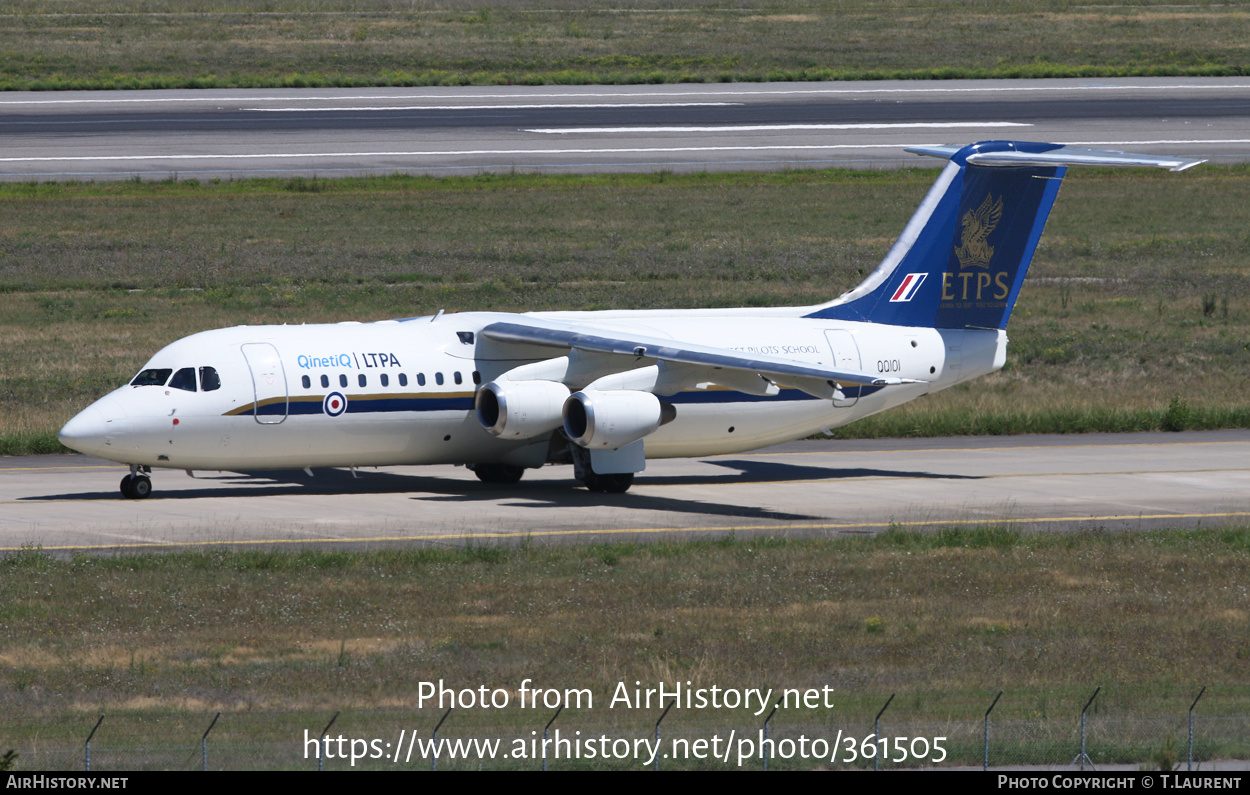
left=241, top=342, right=288, bottom=424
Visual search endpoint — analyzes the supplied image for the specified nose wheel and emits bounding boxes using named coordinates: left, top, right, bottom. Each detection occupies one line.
left=120, top=473, right=152, bottom=499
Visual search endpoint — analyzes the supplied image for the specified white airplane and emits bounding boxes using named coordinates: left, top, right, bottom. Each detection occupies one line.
left=58, top=141, right=1201, bottom=499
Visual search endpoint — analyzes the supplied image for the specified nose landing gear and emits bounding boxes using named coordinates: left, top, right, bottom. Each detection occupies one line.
left=120, top=466, right=152, bottom=499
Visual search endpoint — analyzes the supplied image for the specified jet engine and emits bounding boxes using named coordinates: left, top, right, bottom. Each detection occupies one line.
left=562, top=389, right=675, bottom=449
left=476, top=379, right=571, bottom=439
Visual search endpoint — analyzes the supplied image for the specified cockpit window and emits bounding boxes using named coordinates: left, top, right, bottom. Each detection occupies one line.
left=131, top=368, right=172, bottom=387
left=200, top=366, right=221, bottom=392
left=169, top=367, right=197, bottom=392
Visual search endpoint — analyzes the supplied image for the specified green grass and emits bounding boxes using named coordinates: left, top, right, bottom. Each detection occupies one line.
left=4, top=167, right=1250, bottom=453
left=0, top=1, right=1248, bottom=90
left=1, top=530, right=1248, bottom=769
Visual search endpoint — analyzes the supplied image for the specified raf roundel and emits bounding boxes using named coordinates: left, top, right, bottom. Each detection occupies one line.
left=323, top=391, right=348, bottom=417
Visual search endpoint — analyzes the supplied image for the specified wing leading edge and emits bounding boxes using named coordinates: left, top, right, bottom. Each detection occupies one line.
left=480, top=319, right=923, bottom=395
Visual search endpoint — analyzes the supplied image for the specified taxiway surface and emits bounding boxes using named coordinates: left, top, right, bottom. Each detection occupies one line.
left=4, top=430, right=1248, bottom=554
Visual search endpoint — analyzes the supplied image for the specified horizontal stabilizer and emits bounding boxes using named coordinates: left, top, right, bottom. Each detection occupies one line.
left=906, top=143, right=1205, bottom=172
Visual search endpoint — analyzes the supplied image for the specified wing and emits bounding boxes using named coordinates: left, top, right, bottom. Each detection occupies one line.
left=480, top=317, right=924, bottom=399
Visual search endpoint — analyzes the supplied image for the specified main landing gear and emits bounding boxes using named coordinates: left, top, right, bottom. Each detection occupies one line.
left=471, top=455, right=635, bottom=493
left=579, top=470, right=634, bottom=494
left=120, top=466, right=152, bottom=499
left=471, top=463, right=525, bottom=485
left=570, top=445, right=635, bottom=493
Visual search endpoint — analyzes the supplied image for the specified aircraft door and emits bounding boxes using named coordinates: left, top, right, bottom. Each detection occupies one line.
left=241, top=342, right=288, bottom=424
left=823, top=330, right=862, bottom=407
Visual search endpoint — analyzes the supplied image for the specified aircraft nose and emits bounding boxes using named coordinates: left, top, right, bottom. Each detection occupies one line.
left=58, top=404, right=110, bottom=456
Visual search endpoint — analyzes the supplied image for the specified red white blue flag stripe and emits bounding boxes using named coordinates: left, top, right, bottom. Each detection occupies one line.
left=889, top=273, right=928, bottom=302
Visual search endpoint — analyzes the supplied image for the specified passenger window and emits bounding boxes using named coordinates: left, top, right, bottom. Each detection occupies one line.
left=169, top=367, right=197, bottom=392
left=320, top=374, right=329, bottom=389
left=339, top=374, right=348, bottom=388
left=398, top=373, right=408, bottom=387
left=472, top=371, right=481, bottom=385
left=358, top=374, right=367, bottom=387
left=435, top=372, right=444, bottom=386
left=301, top=375, right=311, bottom=389
left=380, top=373, right=389, bottom=387
left=417, top=373, right=426, bottom=387
left=131, top=368, right=172, bottom=387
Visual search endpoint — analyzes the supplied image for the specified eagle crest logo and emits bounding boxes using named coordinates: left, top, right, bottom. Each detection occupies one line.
left=955, top=194, right=1003, bottom=269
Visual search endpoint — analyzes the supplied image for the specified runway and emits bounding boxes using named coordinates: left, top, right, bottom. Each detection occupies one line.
left=4, top=430, right=1249, bottom=555
left=3, top=77, right=1250, bottom=179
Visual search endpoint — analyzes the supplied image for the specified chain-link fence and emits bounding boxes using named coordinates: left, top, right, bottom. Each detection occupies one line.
left=7, top=695, right=1249, bottom=771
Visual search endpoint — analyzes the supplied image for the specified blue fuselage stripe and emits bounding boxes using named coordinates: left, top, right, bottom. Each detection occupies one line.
left=232, top=386, right=884, bottom=417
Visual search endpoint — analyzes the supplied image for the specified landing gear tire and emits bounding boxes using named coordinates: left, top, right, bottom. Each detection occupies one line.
left=120, top=474, right=152, bottom=500
left=581, top=471, right=633, bottom=494
left=472, top=463, right=525, bottom=485
left=570, top=445, right=636, bottom=493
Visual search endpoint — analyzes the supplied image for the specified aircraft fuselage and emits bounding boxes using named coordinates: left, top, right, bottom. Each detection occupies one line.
left=59, top=310, right=1003, bottom=473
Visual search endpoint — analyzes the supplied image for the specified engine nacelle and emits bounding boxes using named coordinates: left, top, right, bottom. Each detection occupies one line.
left=476, top=379, right=571, bottom=439
left=562, top=389, right=673, bottom=449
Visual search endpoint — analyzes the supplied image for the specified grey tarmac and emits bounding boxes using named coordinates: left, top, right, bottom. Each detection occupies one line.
left=3, top=430, right=1249, bottom=555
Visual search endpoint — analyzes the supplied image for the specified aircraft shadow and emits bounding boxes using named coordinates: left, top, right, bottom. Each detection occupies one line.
left=21, top=468, right=478, bottom=501
left=417, top=459, right=979, bottom=522
left=515, top=495, right=815, bottom=522
left=639, top=458, right=981, bottom=486
left=22, top=459, right=974, bottom=523
left=22, top=469, right=818, bottom=521
left=427, top=483, right=823, bottom=522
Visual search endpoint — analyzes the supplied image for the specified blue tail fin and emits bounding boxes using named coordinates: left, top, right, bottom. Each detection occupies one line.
left=807, top=140, right=1202, bottom=328
left=807, top=141, right=1068, bottom=330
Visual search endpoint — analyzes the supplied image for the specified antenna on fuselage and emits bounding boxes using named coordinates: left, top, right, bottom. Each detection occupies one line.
left=432, top=309, right=444, bottom=322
